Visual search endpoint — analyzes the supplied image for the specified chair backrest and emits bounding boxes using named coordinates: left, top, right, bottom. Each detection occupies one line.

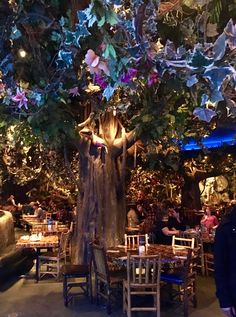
left=90, top=243, right=110, bottom=283
left=124, top=234, right=149, bottom=247
left=127, top=253, right=161, bottom=287
left=58, top=231, right=70, bottom=259
left=170, top=248, right=194, bottom=280
left=172, top=235, right=195, bottom=249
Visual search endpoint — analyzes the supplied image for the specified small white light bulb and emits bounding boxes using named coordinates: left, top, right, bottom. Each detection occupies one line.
left=18, top=49, right=27, bottom=58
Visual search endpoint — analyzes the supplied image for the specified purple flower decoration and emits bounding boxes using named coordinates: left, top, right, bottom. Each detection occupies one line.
left=120, top=68, right=138, bottom=83
left=94, top=74, right=108, bottom=89
left=69, top=87, right=80, bottom=97
left=147, top=72, right=159, bottom=87
left=12, top=88, right=28, bottom=109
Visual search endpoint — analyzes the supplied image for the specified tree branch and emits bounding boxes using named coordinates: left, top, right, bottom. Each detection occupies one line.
left=111, top=128, right=137, bottom=158
left=77, top=112, right=95, bottom=129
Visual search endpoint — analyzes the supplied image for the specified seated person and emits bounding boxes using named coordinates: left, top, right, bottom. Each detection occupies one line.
left=22, top=202, right=35, bottom=215
left=200, top=205, right=219, bottom=230
left=139, top=203, right=159, bottom=234
left=127, top=202, right=140, bottom=227
left=33, top=202, right=45, bottom=221
left=152, top=209, right=180, bottom=245
left=168, top=206, right=186, bottom=232
left=7, top=195, right=17, bottom=206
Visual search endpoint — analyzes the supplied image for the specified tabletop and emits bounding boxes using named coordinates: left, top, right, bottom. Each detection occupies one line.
left=16, top=234, right=59, bottom=249
left=107, top=244, right=191, bottom=263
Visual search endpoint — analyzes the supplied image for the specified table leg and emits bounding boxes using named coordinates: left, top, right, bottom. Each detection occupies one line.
left=35, top=250, right=40, bottom=282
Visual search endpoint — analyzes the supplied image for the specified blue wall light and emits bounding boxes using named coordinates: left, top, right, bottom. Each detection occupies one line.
left=182, top=129, right=236, bottom=151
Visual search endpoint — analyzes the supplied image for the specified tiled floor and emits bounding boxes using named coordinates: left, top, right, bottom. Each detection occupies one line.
left=0, top=269, right=221, bottom=317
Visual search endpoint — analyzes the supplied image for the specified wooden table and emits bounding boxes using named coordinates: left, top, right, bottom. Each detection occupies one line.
left=21, top=215, right=40, bottom=231
left=107, top=244, right=191, bottom=263
left=16, top=234, right=59, bottom=281
left=125, top=226, right=140, bottom=234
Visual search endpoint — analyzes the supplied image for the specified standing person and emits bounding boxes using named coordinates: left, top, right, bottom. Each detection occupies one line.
left=214, top=205, right=236, bottom=316
left=201, top=205, right=219, bottom=230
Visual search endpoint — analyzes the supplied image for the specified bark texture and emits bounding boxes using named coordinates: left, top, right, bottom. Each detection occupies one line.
left=74, top=113, right=136, bottom=263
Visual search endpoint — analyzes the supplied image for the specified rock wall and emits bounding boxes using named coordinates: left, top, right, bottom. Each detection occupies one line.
left=0, top=210, right=15, bottom=253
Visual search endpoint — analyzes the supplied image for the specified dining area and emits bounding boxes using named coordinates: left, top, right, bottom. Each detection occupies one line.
left=1, top=197, right=220, bottom=317
left=0, top=229, right=219, bottom=317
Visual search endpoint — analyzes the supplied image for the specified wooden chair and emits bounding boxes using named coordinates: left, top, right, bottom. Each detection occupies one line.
left=61, top=263, right=91, bottom=306
left=124, top=234, right=149, bottom=247
left=66, top=222, right=74, bottom=261
left=90, top=243, right=126, bottom=314
left=204, top=252, right=214, bottom=276
left=172, top=235, right=195, bottom=249
left=183, top=232, right=205, bottom=275
left=37, top=231, right=70, bottom=280
left=123, top=253, right=161, bottom=317
left=161, top=249, right=197, bottom=317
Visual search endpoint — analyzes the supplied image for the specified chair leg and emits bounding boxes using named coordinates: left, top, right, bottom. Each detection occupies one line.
left=63, top=276, right=69, bottom=306
left=123, top=283, right=126, bottom=313
left=183, top=289, right=189, bottom=317
left=127, top=289, right=131, bottom=317
left=95, top=278, right=99, bottom=305
left=106, top=287, right=112, bottom=315
left=156, top=292, right=160, bottom=317
left=192, top=279, right=197, bottom=308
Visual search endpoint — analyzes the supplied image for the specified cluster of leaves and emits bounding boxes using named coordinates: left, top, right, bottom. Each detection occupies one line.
left=0, top=0, right=235, bottom=152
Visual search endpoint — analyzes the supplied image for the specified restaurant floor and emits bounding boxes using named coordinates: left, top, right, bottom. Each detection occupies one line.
left=0, top=269, right=221, bottom=317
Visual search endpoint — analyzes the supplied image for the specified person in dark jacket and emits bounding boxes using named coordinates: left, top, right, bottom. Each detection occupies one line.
left=214, top=205, right=236, bottom=317
left=152, top=209, right=180, bottom=245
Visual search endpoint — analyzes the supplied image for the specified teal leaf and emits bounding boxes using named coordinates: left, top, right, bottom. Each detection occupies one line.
left=105, top=11, right=119, bottom=26
left=103, top=85, right=115, bottom=101
left=88, top=15, right=97, bottom=27
left=104, top=44, right=117, bottom=59
left=75, top=25, right=91, bottom=47
left=98, top=16, right=105, bottom=27
left=57, top=50, right=73, bottom=68
left=189, top=50, right=214, bottom=68
left=59, top=17, right=66, bottom=27
left=11, top=26, right=22, bottom=40
left=64, top=30, right=76, bottom=46
left=51, top=31, right=61, bottom=43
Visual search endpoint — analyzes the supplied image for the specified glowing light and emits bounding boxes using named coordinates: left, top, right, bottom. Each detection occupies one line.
left=18, top=49, right=27, bottom=58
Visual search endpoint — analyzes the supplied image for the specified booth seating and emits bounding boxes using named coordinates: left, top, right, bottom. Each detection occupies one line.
left=0, top=210, right=34, bottom=283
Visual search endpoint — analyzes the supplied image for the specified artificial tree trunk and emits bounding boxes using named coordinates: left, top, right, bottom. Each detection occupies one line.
left=181, top=161, right=224, bottom=210
left=73, top=112, right=136, bottom=263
